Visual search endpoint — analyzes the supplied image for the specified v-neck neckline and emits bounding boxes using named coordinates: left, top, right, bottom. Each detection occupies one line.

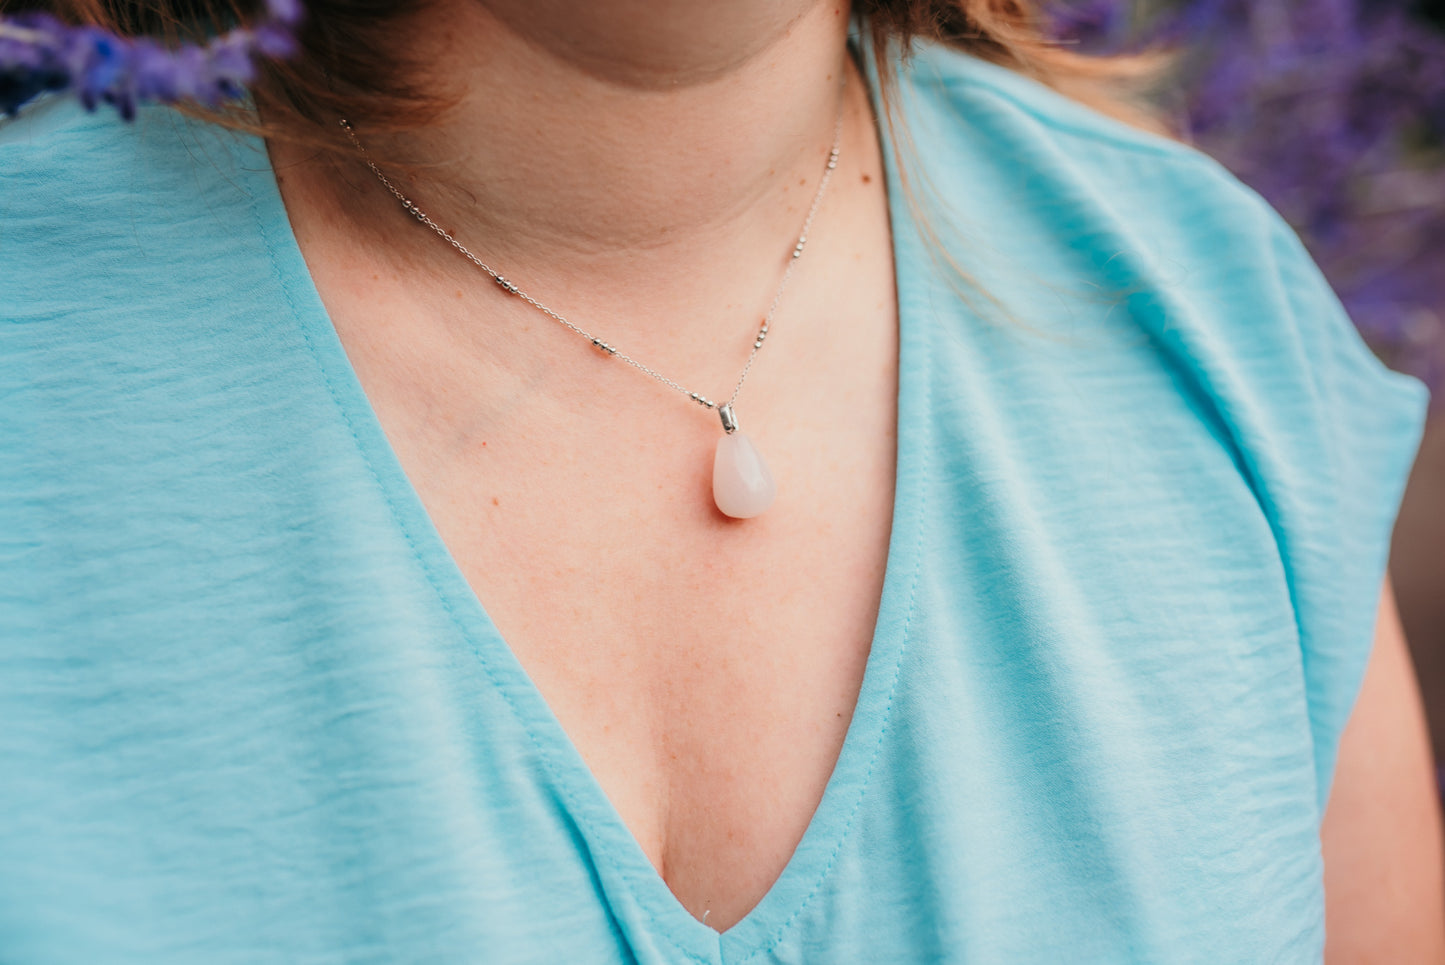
left=248, top=33, right=932, bottom=964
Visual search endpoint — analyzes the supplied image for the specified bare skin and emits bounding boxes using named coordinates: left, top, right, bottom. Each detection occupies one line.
left=1323, top=577, right=1445, bottom=963
left=267, top=0, right=1445, bottom=944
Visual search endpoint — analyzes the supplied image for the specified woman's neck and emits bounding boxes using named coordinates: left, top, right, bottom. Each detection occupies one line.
left=268, top=0, right=884, bottom=376
left=321, top=0, right=855, bottom=298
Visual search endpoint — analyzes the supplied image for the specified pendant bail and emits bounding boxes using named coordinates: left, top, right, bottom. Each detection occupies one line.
left=718, top=403, right=739, bottom=434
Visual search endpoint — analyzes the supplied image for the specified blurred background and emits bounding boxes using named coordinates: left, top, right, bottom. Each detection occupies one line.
left=1049, top=0, right=1445, bottom=788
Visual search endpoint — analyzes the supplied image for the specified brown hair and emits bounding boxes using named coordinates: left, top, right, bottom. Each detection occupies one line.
left=8, top=0, right=1173, bottom=146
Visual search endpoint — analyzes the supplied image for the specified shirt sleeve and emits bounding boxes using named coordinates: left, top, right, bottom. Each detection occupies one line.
left=1243, top=206, right=1431, bottom=810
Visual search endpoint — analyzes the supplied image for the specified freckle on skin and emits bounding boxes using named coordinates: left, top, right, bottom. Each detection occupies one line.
left=492, top=496, right=499, bottom=506
left=861, top=173, right=872, bottom=183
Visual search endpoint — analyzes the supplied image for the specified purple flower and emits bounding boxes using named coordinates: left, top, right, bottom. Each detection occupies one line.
left=265, top=0, right=305, bottom=28
left=0, top=3, right=304, bottom=120
left=253, top=23, right=299, bottom=59
left=0, top=14, right=70, bottom=116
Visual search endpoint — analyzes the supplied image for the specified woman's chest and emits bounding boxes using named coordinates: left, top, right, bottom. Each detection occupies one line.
left=369, top=303, right=901, bottom=929
left=292, top=144, right=906, bottom=928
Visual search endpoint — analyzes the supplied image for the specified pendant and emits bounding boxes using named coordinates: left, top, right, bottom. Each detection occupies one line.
left=712, top=404, right=776, bottom=519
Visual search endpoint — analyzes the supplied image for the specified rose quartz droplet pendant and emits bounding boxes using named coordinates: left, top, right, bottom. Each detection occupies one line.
left=712, top=404, right=776, bottom=519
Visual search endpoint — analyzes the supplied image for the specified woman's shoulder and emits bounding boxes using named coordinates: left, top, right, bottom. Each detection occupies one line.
left=902, top=40, right=1191, bottom=153
left=1, top=98, right=278, bottom=336
left=0, top=99, right=297, bottom=483
left=0, top=95, right=264, bottom=222
left=1, top=94, right=132, bottom=174
left=892, top=40, right=1274, bottom=253
left=2, top=98, right=151, bottom=294
left=891, top=40, right=1425, bottom=410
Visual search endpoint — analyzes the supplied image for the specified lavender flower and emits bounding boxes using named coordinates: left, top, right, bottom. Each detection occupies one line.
left=0, top=0, right=303, bottom=120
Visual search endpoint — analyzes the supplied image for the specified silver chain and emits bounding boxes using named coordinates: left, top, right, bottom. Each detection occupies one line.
left=339, top=86, right=844, bottom=416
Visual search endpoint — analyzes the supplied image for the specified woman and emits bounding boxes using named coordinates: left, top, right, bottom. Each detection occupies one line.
left=1, top=0, right=1441, bottom=960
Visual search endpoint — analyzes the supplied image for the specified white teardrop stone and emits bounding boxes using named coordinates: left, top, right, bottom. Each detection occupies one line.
left=712, top=431, right=776, bottom=519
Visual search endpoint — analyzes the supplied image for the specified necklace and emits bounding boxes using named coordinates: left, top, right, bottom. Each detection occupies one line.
left=340, top=90, right=843, bottom=519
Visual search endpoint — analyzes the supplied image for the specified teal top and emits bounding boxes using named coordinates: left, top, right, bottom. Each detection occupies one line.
left=0, top=36, right=1430, bottom=965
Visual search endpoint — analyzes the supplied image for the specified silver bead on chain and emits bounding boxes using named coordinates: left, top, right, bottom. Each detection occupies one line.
left=339, top=86, right=845, bottom=414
